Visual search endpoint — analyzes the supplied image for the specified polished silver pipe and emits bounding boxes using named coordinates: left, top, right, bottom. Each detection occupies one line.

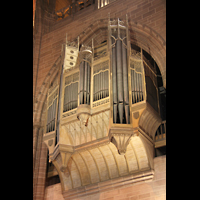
left=101, top=71, right=103, bottom=99
left=50, top=103, right=53, bottom=131
left=66, top=86, right=69, bottom=111
left=122, top=33, right=129, bottom=105
left=98, top=73, right=100, bottom=100
left=113, top=104, right=117, bottom=123
left=84, top=61, right=87, bottom=104
left=96, top=74, right=98, bottom=101
left=47, top=106, right=50, bottom=132
left=72, top=83, right=74, bottom=109
left=116, top=39, right=123, bottom=103
left=138, top=73, right=143, bottom=101
left=50, top=102, right=54, bottom=131
left=112, top=38, right=117, bottom=104
left=96, top=74, right=99, bottom=100
left=79, top=62, right=84, bottom=104
left=99, top=72, right=101, bottom=100
left=116, top=39, right=123, bottom=123
left=87, top=64, right=90, bottom=104
left=132, top=70, right=135, bottom=103
left=135, top=72, right=138, bottom=102
left=96, top=73, right=98, bottom=101
left=105, top=70, right=108, bottom=97
left=131, top=70, right=134, bottom=103
left=137, top=73, right=140, bottom=102
left=70, top=84, right=73, bottom=109
left=75, top=82, right=78, bottom=108
left=53, top=99, right=56, bottom=130
left=125, top=105, right=129, bottom=124
left=112, top=37, right=117, bottom=122
left=121, top=32, right=129, bottom=123
left=118, top=103, right=123, bottom=124
left=104, top=71, right=107, bottom=97
left=68, top=84, right=70, bottom=110
left=93, top=75, right=96, bottom=101
left=102, top=71, right=104, bottom=98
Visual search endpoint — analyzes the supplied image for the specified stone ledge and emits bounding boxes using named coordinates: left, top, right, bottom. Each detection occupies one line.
left=62, top=169, right=154, bottom=199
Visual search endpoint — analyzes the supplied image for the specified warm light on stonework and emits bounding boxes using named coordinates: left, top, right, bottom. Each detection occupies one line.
left=77, top=113, right=89, bottom=126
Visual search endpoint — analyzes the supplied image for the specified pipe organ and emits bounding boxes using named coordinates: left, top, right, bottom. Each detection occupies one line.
left=44, top=17, right=163, bottom=197
left=78, top=46, right=92, bottom=105
left=109, top=18, right=130, bottom=124
left=130, top=50, right=144, bottom=104
left=45, top=17, right=160, bottom=146
left=93, top=60, right=109, bottom=102
left=46, top=84, right=59, bottom=133
left=63, top=72, right=79, bottom=112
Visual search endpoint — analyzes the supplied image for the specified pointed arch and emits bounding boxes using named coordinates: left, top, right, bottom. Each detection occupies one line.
left=76, top=18, right=166, bottom=88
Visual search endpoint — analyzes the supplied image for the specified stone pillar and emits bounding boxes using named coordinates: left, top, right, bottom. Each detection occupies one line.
left=33, top=142, right=48, bottom=200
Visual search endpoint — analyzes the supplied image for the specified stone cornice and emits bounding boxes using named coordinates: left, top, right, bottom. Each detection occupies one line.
left=62, top=169, right=154, bottom=199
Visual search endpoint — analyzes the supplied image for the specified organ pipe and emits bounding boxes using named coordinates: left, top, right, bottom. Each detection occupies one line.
left=93, top=60, right=109, bottom=102
left=122, top=32, right=129, bottom=124
left=46, top=95, right=57, bottom=133
left=110, top=18, right=130, bottom=124
left=116, top=36, right=124, bottom=124
left=63, top=73, right=79, bottom=113
left=130, top=60, right=144, bottom=104
left=112, top=36, right=117, bottom=123
left=79, top=61, right=84, bottom=104
left=84, top=61, right=87, bottom=104
left=87, top=63, right=90, bottom=104
left=116, top=39, right=123, bottom=103
left=78, top=46, right=92, bottom=105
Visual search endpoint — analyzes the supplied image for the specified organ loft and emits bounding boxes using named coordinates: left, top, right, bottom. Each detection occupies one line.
left=41, top=16, right=166, bottom=199
left=33, top=1, right=166, bottom=199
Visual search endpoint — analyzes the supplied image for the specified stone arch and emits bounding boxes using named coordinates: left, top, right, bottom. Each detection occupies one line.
left=33, top=17, right=166, bottom=126
left=76, top=18, right=166, bottom=87
left=128, top=21, right=166, bottom=88
left=33, top=55, right=62, bottom=125
left=33, top=18, right=165, bottom=197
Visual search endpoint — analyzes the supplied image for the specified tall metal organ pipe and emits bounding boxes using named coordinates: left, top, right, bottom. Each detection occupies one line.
left=112, top=37, right=118, bottom=123
left=122, top=32, right=129, bottom=124
left=79, top=57, right=91, bottom=105
left=79, top=61, right=84, bottom=104
left=116, top=38, right=124, bottom=124
left=110, top=21, right=130, bottom=124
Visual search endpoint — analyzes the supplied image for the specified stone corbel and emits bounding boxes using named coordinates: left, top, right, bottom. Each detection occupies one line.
left=76, top=104, right=91, bottom=126
left=57, top=144, right=74, bottom=172
left=43, top=131, right=56, bottom=158
left=109, top=127, right=135, bottom=155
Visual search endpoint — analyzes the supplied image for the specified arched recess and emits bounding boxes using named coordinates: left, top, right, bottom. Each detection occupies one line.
left=77, top=18, right=166, bottom=88
left=33, top=17, right=166, bottom=130
left=33, top=17, right=165, bottom=197
left=33, top=55, right=62, bottom=126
